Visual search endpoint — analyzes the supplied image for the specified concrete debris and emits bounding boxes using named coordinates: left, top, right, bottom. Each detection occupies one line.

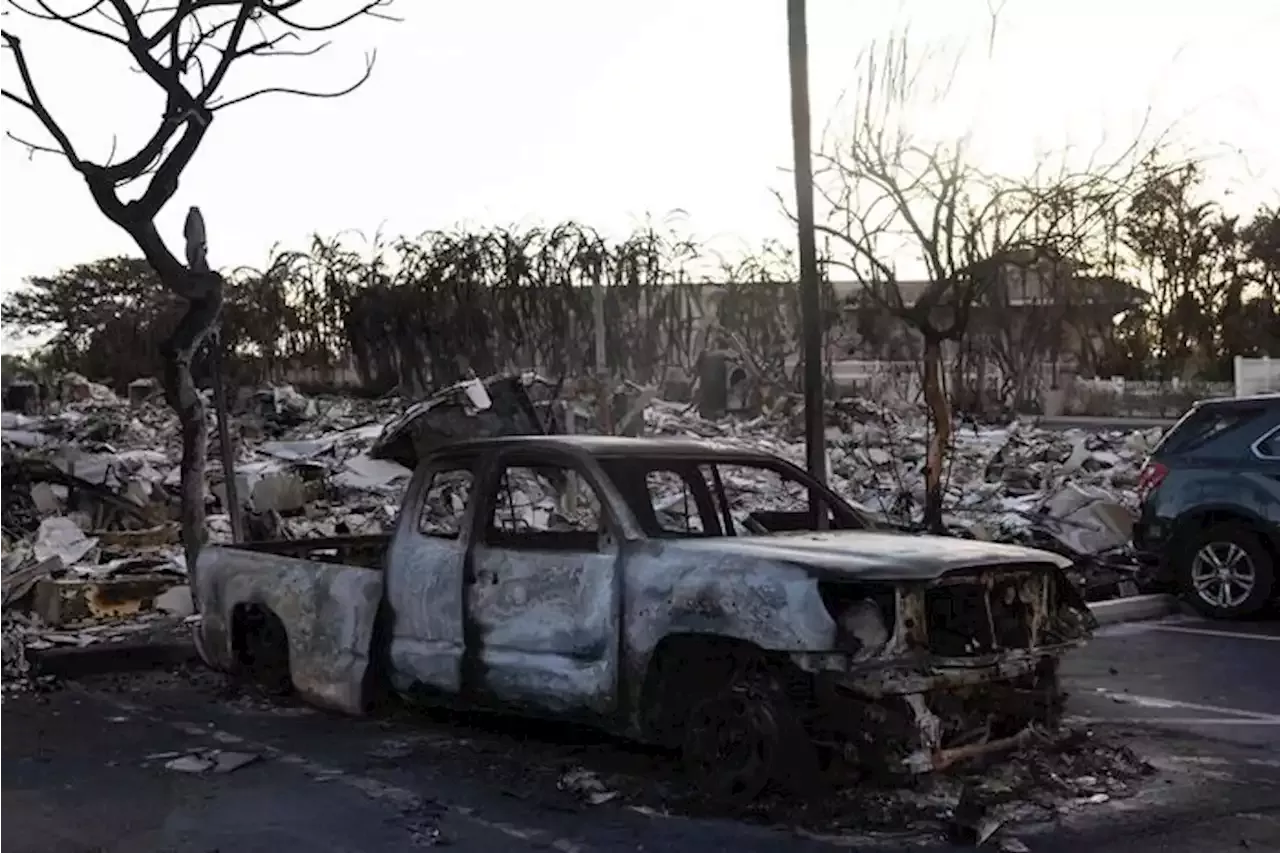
left=558, top=767, right=621, bottom=805
left=2, top=616, right=32, bottom=687
left=34, top=517, right=99, bottom=566
left=1037, top=484, right=1135, bottom=556
left=159, top=748, right=262, bottom=774
left=3, top=370, right=1169, bottom=688
left=154, top=584, right=195, bottom=618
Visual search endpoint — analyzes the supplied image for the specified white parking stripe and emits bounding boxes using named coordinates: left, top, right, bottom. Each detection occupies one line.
left=1090, top=689, right=1280, bottom=721
left=1150, top=624, right=1280, bottom=643
left=1068, top=717, right=1280, bottom=726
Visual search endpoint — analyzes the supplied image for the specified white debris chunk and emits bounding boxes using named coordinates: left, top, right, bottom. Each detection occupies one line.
left=154, top=585, right=195, bottom=618
left=161, top=748, right=262, bottom=774
left=559, top=766, right=620, bottom=805
left=33, top=518, right=99, bottom=567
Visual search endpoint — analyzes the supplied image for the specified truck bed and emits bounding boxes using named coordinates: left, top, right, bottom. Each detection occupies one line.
left=235, top=534, right=390, bottom=570
left=195, top=536, right=388, bottom=715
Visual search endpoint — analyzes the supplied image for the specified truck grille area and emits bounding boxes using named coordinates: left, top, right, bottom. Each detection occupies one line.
left=925, top=570, right=1041, bottom=656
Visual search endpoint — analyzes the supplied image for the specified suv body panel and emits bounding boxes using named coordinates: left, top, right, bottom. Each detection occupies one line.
left=1132, top=395, right=1280, bottom=589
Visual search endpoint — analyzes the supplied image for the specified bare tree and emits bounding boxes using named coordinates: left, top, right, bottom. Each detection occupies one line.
left=2, top=0, right=396, bottom=592
left=978, top=248, right=1073, bottom=410
left=809, top=29, right=1164, bottom=532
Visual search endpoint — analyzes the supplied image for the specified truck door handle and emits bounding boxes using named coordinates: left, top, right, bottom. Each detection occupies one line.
left=472, top=569, right=497, bottom=586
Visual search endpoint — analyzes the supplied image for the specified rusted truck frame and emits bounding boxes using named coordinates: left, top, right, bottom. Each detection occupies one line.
left=194, top=436, right=1096, bottom=803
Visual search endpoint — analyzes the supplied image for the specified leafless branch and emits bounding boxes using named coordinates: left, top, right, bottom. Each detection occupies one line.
left=3, top=0, right=398, bottom=592
left=4, top=0, right=395, bottom=198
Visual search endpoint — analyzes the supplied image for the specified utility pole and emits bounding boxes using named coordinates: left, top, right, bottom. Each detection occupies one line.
left=786, top=0, right=827, bottom=486
left=593, top=275, right=612, bottom=435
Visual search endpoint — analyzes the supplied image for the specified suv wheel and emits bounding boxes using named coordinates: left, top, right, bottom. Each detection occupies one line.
left=1178, top=523, right=1275, bottom=619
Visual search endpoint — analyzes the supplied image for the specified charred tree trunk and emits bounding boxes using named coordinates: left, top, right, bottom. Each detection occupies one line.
left=159, top=276, right=224, bottom=601
left=921, top=334, right=950, bottom=534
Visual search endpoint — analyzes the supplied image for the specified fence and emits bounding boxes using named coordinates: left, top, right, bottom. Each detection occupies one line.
left=1066, top=376, right=1234, bottom=418
left=1234, top=356, right=1280, bottom=397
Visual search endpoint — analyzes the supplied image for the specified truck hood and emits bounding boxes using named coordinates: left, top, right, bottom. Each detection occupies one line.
left=670, top=530, right=1072, bottom=581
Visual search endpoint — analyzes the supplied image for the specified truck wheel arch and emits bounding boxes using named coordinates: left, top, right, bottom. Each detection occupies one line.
left=637, top=633, right=803, bottom=747
left=231, top=602, right=293, bottom=694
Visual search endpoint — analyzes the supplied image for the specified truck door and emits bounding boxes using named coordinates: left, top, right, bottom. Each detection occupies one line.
left=384, top=454, right=481, bottom=695
left=465, top=451, right=622, bottom=717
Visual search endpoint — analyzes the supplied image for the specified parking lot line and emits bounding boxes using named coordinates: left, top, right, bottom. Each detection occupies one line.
left=1068, top=716, right=1280, bottom=726
left=1150, top=624, right=1280, bottom=643
left=1090, top=690, right=1280, bottom=721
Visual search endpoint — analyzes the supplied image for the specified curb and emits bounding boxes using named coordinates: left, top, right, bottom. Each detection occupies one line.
left=1087, top=593, right=1184, bottom=627
left=28, top=639, right=198, bottom=680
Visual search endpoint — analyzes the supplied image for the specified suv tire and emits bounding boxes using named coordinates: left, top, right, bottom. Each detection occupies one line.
left=1177, top=523, right=1275, bottom=619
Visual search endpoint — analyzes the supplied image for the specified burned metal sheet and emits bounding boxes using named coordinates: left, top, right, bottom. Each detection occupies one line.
left=370, top=374, right=548, bottom=469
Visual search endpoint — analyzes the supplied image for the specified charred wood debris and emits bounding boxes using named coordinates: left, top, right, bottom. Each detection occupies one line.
left=1, top=369, right=1162, bottom=843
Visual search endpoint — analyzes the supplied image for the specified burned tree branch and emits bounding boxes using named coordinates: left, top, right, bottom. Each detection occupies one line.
left=1, top=30, right=84, bottom=166
left=4, top=0, right=396, bottom=603
left=209, top=48, right=373, bottom=110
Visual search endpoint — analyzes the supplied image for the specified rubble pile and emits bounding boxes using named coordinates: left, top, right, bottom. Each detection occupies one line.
left=796, top=726, right=1156, bottom=847
left=1, top=378, right=412, bottom=684
left=644, top=397, right=1158, bottom=551
left=3, top=371, right=1164, bottom=686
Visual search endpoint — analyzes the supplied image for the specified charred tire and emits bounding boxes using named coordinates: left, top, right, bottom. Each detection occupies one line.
left=235, top=606, right=292, bottom=695
left=680, top=670, right=817, bottom=806
left=1176, top=523, right=1275, bottom=620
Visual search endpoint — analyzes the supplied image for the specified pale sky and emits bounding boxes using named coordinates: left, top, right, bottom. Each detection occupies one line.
left=1, top=0, right=1277, bottom=300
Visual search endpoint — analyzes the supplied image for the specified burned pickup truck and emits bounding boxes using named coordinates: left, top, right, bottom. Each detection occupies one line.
left=193, top=436, right=1096, bottom=803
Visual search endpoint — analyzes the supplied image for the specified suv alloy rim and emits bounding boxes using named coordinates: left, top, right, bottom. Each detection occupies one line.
left=1189, top=541, right=1256, bottom=609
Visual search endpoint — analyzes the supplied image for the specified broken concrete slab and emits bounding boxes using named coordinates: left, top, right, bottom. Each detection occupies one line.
left=1087, top=594, right=1185, bottom=626
left=162, top=749, right=262, bottom=774
left=26, top=634, right=198, bottom=679
left=31, top=574, right=183, bottom=627
left=2, top=555, right=61, bottom=608
left=154, top=585, right=194, bottom=618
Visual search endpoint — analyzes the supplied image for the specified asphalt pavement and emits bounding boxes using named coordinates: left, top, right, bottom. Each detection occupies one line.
left=1062, top=614, right=1280, bottom=748
left=1048, top=614, right=1280, bottom=852
left=4, top=614, right=1279, bottom=853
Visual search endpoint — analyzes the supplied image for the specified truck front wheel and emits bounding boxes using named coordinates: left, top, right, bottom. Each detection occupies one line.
left=681, top=673, right=784, bottom=805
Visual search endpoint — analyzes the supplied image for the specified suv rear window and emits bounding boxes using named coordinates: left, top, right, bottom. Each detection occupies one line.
left=1156, top=405, right=1268, bottom=455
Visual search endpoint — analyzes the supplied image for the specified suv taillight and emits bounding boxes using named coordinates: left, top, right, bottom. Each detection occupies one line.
left=1136, top=461, right=1169, bottom=503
